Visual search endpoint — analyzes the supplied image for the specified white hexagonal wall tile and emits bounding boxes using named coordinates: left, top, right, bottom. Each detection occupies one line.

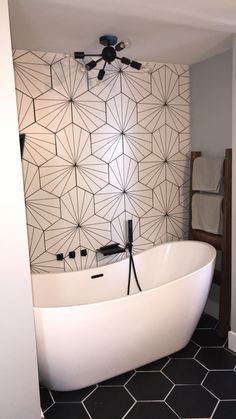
left=25, top=189, right=60, bottom=230
left=27, top=225, right=65, bottom=273
left=22, top=123, right=56, bottom=166
left=22, top=160, right=40, bottom=197
left=88, top=60, right=121, bottom=101
left=52, top=56, right=88, bottom=98
left=13, top=51, right=51, bottom=98
left=14, top=48, right=190, bottom=275
left=91, top=124, right=124, bottom=163
left=121, top=65, right=151, bottom=102
left=153, top=181, right=188, bottom=238
left=16, top=89, right=35, bottom=131
left=40, top=124, right=108, bottom=196
left=56, top=123, right=108, bottom=193
left=107, top=93, right=137, bottom=131
left=32, top=50, right=65, bottom=65
left=138, top=94, right=165, bottom=133
left=152, top=64, right=179, bottom=103
left=95, top=155, right=152, bottom=220
left=72, top=91, right=106, bottom=132
left=34, top=89, right=72, bottom=132
left=45, top=187, right=111, bottom=254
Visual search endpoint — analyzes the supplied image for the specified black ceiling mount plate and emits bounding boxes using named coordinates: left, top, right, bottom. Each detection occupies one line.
left=99, top=35, right=118, bottom=46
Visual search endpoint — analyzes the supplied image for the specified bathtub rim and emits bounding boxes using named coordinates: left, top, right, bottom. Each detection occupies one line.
left=33, top=240, right=216, bottom=310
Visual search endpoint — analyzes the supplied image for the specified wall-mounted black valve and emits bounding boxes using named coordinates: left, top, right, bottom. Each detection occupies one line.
left=97, top=243, right=125, bottom=256
left=80, top=249, right=87, bottom=257
left=69, top=251, right=76, bottom=259
left=56, top=253, right=64, bottom=261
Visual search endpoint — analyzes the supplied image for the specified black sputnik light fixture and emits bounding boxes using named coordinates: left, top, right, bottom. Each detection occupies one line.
left=74, top=35, right=143, bottom=80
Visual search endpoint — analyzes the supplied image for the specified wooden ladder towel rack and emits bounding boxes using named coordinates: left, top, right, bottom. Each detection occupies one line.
left=189, top=149, right=232, bottom=337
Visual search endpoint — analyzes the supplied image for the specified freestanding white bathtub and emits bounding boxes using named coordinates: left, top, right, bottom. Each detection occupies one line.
left=32, top=240, right=216, bottom=391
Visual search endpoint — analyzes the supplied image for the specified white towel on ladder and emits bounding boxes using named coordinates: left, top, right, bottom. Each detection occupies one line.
left=191, top=193, right=223, bottom=234
left=192, top=156, right=223, bottom=193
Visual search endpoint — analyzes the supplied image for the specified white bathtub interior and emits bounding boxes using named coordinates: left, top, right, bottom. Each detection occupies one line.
left=32, top=240, right=215, bottom=308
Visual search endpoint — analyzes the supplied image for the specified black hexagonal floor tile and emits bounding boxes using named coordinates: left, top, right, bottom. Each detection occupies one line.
left=51, top=385, right=96, bottom=402
left=136, top=357, right=170, bottom=371
left=213, top=401, right=236, bottom=418
left=166, top=385, right=217, bottom=418
left=40, top=388, right=54, bottom=413
left=99, top=370, right=134, bottom=386
left=203, top=371, right=236, bottom=399
left=125, top=401, right=179, bottom=418
left=196, top=347, right=236, bottom=370
left=84, top=386, right=134, bottom=419
left=44, top=403, right=90, bottom=419
left=197, top=313, right=218, bottom=329
left=126, top=371, right=173, bottom=400
left=163, top=358, right=207, bottom=384
left=191, top=329, right=227, bottom=347
left=170, top=341, right=200, bottom=358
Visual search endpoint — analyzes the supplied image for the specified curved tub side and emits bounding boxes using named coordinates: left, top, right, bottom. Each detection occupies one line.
left=34, top=259, right=214, bottom=391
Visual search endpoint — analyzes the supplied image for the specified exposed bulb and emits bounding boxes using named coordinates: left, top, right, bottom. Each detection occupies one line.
left=141, top=63, right=152, bottom=74
left=123, top=40, right=131, bottom=49
left=79, top=64, right=88, bottom=73
left=115, top=39, right=132, bottom=52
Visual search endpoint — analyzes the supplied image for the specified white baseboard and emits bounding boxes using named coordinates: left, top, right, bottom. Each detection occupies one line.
left=228, top=331, right=236, bottom=353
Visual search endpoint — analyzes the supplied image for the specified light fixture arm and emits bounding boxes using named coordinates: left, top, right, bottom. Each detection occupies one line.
left=74, top=35, right=142, bottom=80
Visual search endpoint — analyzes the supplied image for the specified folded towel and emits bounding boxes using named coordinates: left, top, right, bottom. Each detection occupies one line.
left=192, top=193, right=223, bottom=234
left=192, top=156, right=223, bottom=193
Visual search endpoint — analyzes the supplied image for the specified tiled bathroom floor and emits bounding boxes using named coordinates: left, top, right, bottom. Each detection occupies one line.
left=40, top=314, right=236, bottom=419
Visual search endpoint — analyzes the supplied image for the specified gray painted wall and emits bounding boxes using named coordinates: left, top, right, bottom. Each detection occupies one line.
left=191, top=49, right=232, bottom=157
left=191, top=50, right=233, bottom=322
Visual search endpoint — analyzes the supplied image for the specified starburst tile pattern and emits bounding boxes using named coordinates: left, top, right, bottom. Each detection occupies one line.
left=22, top=123, right=56, bottom=166
left=16, top=89, right=35, bottom=130
left=40, top=124, right=108, bottom=195
left=27, top=225, right=65, bottom=273
left=88, top=60, right=122, bottom=101
left=138, top=64, right=190, bottom=133
left=14, top=51, right=51, bottom=98
left=95, top=155, right=152, bottom=220
left=139, top=125, right=189, bottom=188
left=45, top=187, right=111, bottom=255
left=14, top=49, right=190, bottom=273
left=52, top=56, right=88, bottom=97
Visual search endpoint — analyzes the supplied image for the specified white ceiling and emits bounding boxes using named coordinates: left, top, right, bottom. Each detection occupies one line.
left=8, top=0, right=236, bottom=64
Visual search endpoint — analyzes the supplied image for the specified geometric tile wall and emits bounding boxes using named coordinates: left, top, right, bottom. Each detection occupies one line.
left=13, top=49, right=190, bottom=274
